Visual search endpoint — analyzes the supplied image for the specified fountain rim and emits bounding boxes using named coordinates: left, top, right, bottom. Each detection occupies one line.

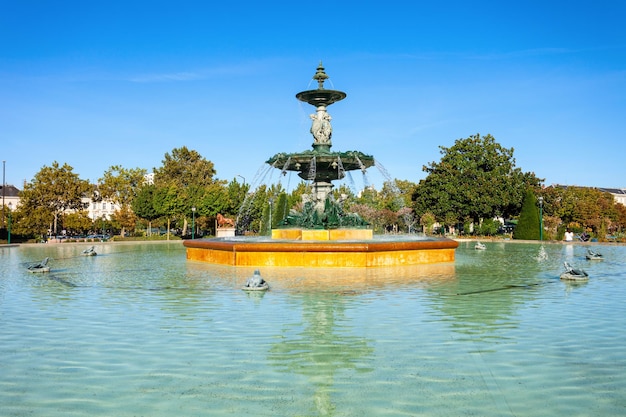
left=296, top=89, right=347, bottom=107
left=184, top=237, right=459, bottom=253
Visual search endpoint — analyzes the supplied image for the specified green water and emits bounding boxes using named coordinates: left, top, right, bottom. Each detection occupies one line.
left=1, top=241, right=625, bottom=416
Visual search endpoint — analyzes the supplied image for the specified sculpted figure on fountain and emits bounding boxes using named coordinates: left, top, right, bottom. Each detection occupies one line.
left=310, top=109, right=332, bottom=145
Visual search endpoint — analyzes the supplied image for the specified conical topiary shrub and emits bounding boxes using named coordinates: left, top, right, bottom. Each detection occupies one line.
left=513, top=190, right=541, bottom=240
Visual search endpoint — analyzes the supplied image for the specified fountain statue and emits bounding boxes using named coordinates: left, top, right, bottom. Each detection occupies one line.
left=184, top=63, right=458, bottom=268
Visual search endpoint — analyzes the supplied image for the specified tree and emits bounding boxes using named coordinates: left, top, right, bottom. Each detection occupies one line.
left=540, top=185, right=624, bottom=239
left=153, top=147, right=219, bottom=235
left=154, top=146, right=216, bottom=188
left=18, top=162, right=91, bottom=237
left=288, top=181, right=312, bottom=210
left=99, top=165, right=147, bottom=208
left=513, top=190, right=541, bottom=240
left=225, top=178, right=250, bottom=217
left=63, top=211, right=93, bottom=235
left=110, top=205, right=137, bottom=237
left=379, top=179, right=416, bottom=212
left=99, top=165, right=147, bottom=237
left=132, top=184, right=161, bottom=235
left=412, top=133, right=542, bottom=226
left=420, top=212, right=437, bottom=235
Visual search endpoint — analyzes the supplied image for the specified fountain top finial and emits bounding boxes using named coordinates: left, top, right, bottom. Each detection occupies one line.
left=313, top=61, right=329, bottom=89
left=296, top=62, right=346, bottom=107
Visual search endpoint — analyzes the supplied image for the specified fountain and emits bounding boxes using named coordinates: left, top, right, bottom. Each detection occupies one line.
left=184, top=63, right=458, bottom=267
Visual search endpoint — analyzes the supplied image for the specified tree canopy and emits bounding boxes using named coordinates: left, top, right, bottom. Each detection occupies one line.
left=154, top=146, right=216, bottom=188
left=17, top=161, right=92, bottom=236
left=412, top=133, right=542, bottom=225
left=99, top=165, right=147, bottom=207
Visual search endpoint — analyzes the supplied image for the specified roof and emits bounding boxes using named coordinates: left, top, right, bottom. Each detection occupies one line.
left=0, top=184, right=20, bottom=197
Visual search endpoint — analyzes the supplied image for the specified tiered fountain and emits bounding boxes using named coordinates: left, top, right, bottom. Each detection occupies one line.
left=184, top=63, right=458, bottom=267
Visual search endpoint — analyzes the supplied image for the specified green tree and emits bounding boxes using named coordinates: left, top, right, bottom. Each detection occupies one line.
left=132, top=184, right=161, bottom=235
left=225, top=178, right=250, bottom=217
left=420, top=212, right=437, bottom=235
left=18, top=162, right=91, bottom=238
left=63, top=211, right=93, bottom=235
left=379, top=179, right=416, bottom=212
left=412, top=133, right=541, bottom=226
left=153, top=147, right=219, bottom=235
left=513, top=190, right=541, bottom=240
left=288, top=181, right=311, bottom=210
left=99, top=165, right=146, bottom=236
left=274, top=192, right=289, bottom=227
left=154, top=146, right=216, bottom=187
left=197, top=181, right=230, bottom=234
left=478, top=218, right=499, bottom=236
left=99, top=165, right=147, bottom=208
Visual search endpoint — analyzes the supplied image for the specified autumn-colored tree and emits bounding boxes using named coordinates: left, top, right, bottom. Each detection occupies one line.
left=540, top=185, right=624, bottom=239
left=17, top=162, right=91, bottom=238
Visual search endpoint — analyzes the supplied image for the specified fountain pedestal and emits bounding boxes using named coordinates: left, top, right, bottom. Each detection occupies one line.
left=216, top=227, right=236, bottom=238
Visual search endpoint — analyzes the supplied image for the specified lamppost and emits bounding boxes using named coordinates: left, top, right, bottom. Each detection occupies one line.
left=538, top=196, right=544, bottom=241
left=7, top=202, right=11, bottom=244
left=191, top=206, right=196, bottom=240
left=268, top=197, right=274, bottom=235
left=237, top=174, right=246, bottom=185
left=2, top=160, right=5, bottom=230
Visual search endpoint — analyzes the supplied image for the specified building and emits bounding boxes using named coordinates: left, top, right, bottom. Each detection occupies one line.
left=1, top=184, right=21, bottom=212
left=598, top=187, right=626, bottom=206
left=1, top=184, right=21, bottom=229
left=82, top=197, right=120, bottom=221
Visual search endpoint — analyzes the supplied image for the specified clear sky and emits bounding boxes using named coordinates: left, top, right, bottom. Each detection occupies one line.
left=2, top=1, right=625, bottom=192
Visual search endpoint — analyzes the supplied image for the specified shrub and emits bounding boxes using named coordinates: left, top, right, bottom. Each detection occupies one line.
left=513, top=190, right=540, bottom=240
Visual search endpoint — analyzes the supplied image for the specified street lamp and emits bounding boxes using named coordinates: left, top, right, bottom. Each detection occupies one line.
left=7, top=202, right=11, bottom=244
left=2, top=160, right=5, bottom=230
left=236, top=174, right=246, bottom=185
left=191, top=206, right=196, bottom=239
left=268, top=197, right=274, bottom=235
left=538, top=196, right=544, bottom=241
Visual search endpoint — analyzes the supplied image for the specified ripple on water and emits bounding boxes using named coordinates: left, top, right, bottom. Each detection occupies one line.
left=1, top=241, right=626, bottom=416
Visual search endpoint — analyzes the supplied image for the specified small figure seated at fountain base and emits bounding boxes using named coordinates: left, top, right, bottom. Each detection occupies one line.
left=243, top=270, right=269, bottom=291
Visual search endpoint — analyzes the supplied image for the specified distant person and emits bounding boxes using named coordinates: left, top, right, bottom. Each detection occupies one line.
left=564, top=229, right=574, bottom=241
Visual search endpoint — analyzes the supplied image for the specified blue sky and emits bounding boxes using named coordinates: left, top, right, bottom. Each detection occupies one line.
left=2, top=1, right=625, bottom=192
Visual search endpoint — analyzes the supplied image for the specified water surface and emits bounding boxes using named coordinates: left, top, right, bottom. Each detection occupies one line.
left=1, top=241, right=625, bottom=416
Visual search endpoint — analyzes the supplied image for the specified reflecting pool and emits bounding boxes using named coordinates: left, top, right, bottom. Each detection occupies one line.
left=1, top=241, right=625, bottom=416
